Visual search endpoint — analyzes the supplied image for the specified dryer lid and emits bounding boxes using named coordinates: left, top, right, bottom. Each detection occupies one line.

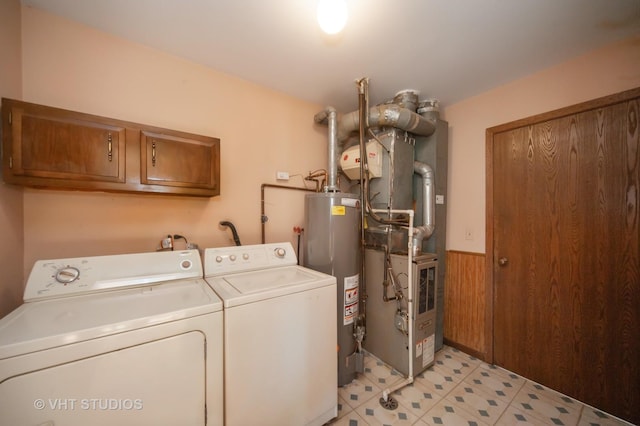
left=0, top=278, right=222, bottom=360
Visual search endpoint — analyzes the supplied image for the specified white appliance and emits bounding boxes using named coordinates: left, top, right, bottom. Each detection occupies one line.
left=0, top=249, right=223, bottom=426
left=204, top=242, right=337, bottom=426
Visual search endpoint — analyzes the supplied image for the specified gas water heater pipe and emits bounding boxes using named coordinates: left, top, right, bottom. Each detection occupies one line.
left=313, top=107, right=340, bottom=192
left=357, top=78, right=370, bottom=325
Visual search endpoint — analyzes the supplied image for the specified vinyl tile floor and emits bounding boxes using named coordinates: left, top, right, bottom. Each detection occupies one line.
left=330, top=345, right=633, bottom=426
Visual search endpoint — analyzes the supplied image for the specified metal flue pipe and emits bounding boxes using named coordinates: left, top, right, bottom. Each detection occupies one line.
left=412, top=161, right=435, bottom=255
left=313, top=107, right=340, bottom=192
left=337, top=103, right=437, bottom=142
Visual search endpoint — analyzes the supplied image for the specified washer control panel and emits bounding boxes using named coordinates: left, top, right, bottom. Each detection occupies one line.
left=23, top=250, right=202, bottom=302
left=204, top=242, right=297, bottom=276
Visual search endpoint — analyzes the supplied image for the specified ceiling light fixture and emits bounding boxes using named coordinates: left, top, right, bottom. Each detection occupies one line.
left=317, top=0, right=348, bottom=35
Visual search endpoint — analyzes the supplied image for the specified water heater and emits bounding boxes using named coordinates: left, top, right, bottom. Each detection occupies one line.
left=303, top=193, right=361, bottom=386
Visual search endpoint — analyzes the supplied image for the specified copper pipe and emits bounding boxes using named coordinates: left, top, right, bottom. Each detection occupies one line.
left=260, top=183, right=316, bottom=243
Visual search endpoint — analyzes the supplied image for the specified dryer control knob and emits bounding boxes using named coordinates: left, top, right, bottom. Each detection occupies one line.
left=274, top=248, right=286, bottom=258
left=55, top=267, right=80, bottom=284
left=215, top=256, right=223, bottom=263
left=243, top=253, right=249, bottom=260
left=230, top=255, right=237, bottom=261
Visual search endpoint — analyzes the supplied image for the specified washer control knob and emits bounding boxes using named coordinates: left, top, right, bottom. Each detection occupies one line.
left=215, top=256, right=223, bottom=263
left=55, top=267, right=80, bottom=284
left=274, top=247, right=286, bottom=258
left=181, top=260, right=192, bottom=269
left=243, top=253, right=249, bottom=260
left=230, top=255, right=237, bottom=262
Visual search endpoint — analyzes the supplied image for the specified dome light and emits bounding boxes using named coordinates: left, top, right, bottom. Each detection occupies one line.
left=317, top=0, right=348, bottom=35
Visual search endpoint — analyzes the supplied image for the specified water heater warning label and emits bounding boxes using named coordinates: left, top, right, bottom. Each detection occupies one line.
left=331, top=206, right=346, bottom=216
left=343, top=274, right=359, bottom=325
left=422, top=334, right=435, bottom=367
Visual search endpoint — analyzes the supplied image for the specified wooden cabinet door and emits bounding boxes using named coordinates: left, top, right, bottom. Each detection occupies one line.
left=140, top=130, right=220, bottom=195
left=3, top=100, right=125, bottom=184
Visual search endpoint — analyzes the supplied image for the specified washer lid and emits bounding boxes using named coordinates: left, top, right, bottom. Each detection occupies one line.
left=0, top=278, right=222, bottom=360
left=206, top=265, right=335, bottom=308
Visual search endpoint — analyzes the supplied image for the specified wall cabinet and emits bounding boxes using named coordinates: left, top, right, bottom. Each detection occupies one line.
left=1, top=98, right=220, bottom=197
left=140, top=131, right=219, bottom=192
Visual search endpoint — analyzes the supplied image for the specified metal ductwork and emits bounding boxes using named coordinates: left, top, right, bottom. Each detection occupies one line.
left=313, top=106, right=339, bottom=192
left=412, top=161, right=435, bottom=255
left=337, top=103, right=437, bottom=142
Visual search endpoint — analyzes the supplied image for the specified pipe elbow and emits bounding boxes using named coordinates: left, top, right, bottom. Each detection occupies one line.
left=337, top=110, right=359, bottom=142
left=314, top=106, right=337, bottom=124
left=413, top=224, right=435, bottom=240
left=413, top=161, right=433, bottom=177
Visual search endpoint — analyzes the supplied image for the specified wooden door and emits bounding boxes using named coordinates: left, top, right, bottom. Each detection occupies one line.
left=487, top=88, right=639, bottom=424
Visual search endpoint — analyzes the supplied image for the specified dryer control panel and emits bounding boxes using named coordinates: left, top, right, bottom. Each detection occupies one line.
left=23, top=250, right=203, bottom=302
left=204, top=242, right=297, bottom=276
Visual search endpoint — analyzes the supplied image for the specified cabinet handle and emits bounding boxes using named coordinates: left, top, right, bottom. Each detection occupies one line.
left=107, top=133, right=113, bottom=162
left=152, top=141, right=156, bottom=167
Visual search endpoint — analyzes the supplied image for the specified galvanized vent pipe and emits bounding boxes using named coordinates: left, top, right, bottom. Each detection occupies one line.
left=412, top=161, right=435, bottom=255
left=313, top=106, right=340, bottom=192
left=337, top=103, right=437, bottom=142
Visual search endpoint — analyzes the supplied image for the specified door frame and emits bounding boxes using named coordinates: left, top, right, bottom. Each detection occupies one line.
left=484, top=86, right=640, bottom=364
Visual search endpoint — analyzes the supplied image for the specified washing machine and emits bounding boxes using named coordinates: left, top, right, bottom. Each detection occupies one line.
left=0, top=249, right=223, bottom=426
left=204, top=242, right=337, bottom=426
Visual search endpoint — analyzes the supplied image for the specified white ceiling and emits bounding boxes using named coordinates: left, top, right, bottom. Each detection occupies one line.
left=21, top=0, right=640, bottom=112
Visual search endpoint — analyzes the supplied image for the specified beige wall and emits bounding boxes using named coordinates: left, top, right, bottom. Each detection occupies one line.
left=443, top=36, right=640, bottom=253
left=20, top=7, right=328, bottom=277
left=5, top=5, right=640, bottom=315
left=0, top=0, right=24, bottom=318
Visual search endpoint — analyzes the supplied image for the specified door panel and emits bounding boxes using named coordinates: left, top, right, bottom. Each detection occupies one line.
left=0, top=332, right=206, bottom=426
left=489, top=88, right=639, bottom=424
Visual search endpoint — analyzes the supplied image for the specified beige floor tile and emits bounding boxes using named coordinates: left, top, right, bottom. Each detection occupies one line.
left=339, top=375, right=381, bottom=410
left=353, top=396, right=419, bottom=425
left=387, top=379, right=443, bottom=417
left=444, top=380, right=510, bottom=424
left=463, top=363, right=526, bottom=403
left=579, top=405, right=635, bottom=426
left=495, top=404, right=555, bottom=425
left=419, top=398, right=491, bottom=426
left=413, top=363, right=465, bottom=397
left=328, top=410, right=371, bottom=426
left=510, top=381, right=582, bottom=425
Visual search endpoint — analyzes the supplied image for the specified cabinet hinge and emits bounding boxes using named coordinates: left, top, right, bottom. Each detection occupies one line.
left=8, top=111, right=11, bottom=125
left=9, top=156, right=12, bottom=169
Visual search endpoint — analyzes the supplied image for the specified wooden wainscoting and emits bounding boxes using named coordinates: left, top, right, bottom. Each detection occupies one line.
left=443, top=250, right=487, bottom=360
